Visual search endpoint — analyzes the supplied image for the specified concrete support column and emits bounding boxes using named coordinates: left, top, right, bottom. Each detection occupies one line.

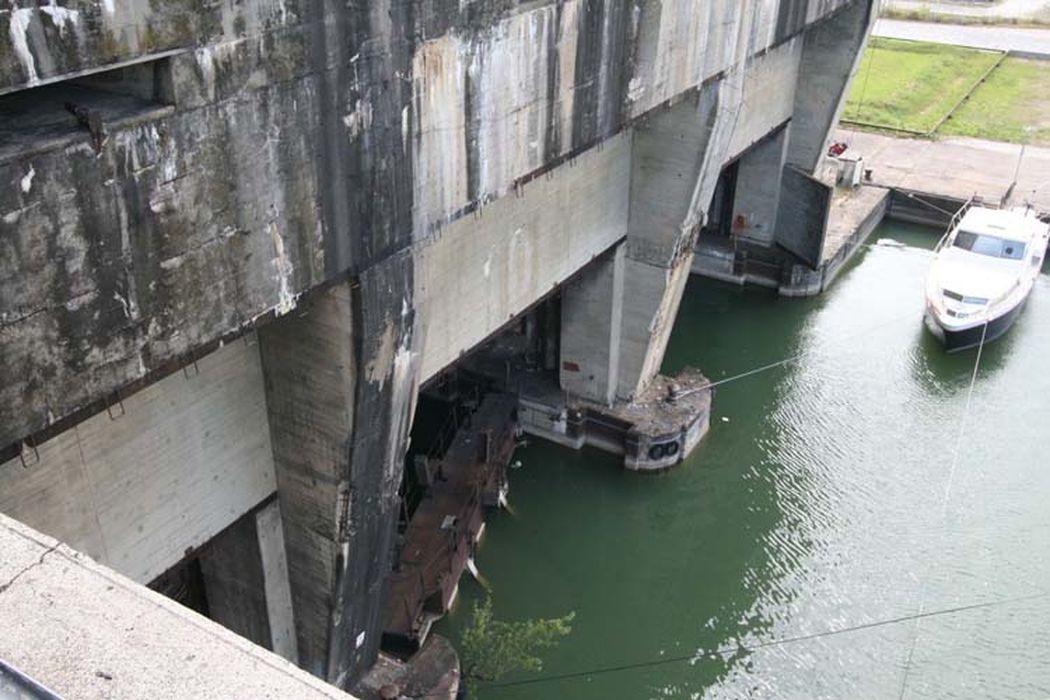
left=198, top=500, right=298, bottom=663
left=260, top=284, right=357, bottom=679
left=260, top=266, right=420, bottom=687
left=787, top=0, right=876, bottom=172
left=559, top=244, right=625, bottom=405
left=613, top=86, right=726, bottom=401
left=256, top=500, right=299, bottom=662
left=731, top=127, right=789, bottom=245
left=616, top=254, right=692, bottom=400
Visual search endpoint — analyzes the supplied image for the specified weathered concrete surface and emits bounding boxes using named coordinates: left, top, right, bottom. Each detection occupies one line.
left=733, top=128, right=791, bottom=244
left=0, top=513, right=353, bottom=700
left=2, top=0, right=863, bottom=450
left=560, top=243, right=626, bottom=405
left=0, top=336, right=275, bottom=584
left=776, top=165, right=834, bottom=267
left=200, top=507, right=278, bottom=654
left=258, top=284, right=358, bottom=679
left=199, top=500, right=299, bottom=664
left=613, top=36, right=807, bottom=402
left=0, top=0, right=877, bottom=691
left=788, top=0, right=876, bottom=172
left=260, top=275, right=421, bottom=685
left=415, top=133, right=631, bottom=383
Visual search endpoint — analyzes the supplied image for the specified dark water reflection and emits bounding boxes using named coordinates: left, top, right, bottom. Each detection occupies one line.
left=438, top=221, right=1050, bottom=699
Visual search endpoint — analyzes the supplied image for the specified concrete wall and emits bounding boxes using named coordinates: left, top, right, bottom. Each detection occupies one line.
left=1, top=0, right=865, bottom=450
left=627, top=0, right=851, bottom=118
left=416, top=134, right=631, bottom=383
left=0, top=336, right=276, bottom=584
left=774, top=165, right=833, bottom=266
left=259, top=284, right=358, bottom=679
left=559, top=244, right=625, bottom=405
left=732, top=127, right=790, bottom=244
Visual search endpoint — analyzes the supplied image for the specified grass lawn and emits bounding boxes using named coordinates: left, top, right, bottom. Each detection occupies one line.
left=939, top=57, right=1050, bottom=146
left=842, top=37, right=1002, bottom=133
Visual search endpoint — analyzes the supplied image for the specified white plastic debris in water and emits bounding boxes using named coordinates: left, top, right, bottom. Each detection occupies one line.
left=721, top=416, right=730, bottom=423
left=510, top=460, right=523, bottom=470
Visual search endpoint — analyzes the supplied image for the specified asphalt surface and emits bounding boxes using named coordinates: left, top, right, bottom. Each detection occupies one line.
left=884, top=0, right=1050, bottom=20
left=873, top=17, right=1050, bottom=55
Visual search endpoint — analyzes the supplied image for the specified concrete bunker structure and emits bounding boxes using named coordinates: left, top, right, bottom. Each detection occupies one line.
left=0, top=0, right=876, bottom=694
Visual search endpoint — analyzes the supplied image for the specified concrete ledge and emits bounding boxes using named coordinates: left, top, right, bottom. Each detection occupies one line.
left=0, top=514, right=352, bottom=700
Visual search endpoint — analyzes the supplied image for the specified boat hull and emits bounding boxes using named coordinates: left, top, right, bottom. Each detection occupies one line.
left=925, top=297, right=1026, bottom=352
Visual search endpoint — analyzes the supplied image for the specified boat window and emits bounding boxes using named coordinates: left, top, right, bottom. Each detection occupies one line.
left=943, top=289, right=988, bottom=305
left=952, top=231, right=1025, bottom=259
left=1000, top=241, right=1025, bottom=260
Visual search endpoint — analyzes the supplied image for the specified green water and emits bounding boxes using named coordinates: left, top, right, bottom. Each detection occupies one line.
left=439, top=221, right=1050, bottom=699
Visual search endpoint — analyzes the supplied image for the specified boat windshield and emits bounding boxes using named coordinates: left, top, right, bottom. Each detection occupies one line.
left=952, top=231, right=1025, bottom=260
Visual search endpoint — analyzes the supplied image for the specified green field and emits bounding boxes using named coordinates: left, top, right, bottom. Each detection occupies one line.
left=842, top=37, right=1002, bottom=134
left=940, top=57, right=1050, bottom=146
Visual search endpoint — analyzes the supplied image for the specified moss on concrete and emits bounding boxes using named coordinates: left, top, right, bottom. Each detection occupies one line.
left=940, top=57, right=1050, bottom=146
left=843, top=38, right=1002, bottom=133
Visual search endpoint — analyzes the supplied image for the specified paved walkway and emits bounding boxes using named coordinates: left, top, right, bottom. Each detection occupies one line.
left=873, top=18, right=1050, bottom=55
left=884, top=0, right=1050, bottom=21
left=836, top=128, right=1050, bottom=211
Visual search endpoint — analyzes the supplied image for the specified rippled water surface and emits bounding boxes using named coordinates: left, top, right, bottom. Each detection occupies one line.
left=439, top=221, right=1050, bottom=699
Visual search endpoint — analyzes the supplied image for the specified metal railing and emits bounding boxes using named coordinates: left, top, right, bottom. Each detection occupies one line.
left=934, top=196, right=979, bottom=253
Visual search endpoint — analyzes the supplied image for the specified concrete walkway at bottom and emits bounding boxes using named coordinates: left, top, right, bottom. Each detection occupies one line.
left=0, top=513, right=352, bottom=700
left=836, top=128, right=1050, bottom=211
left=873, top=18, right=1050, bottom=56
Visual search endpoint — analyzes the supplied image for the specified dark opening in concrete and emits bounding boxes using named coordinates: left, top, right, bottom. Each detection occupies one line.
left=0, top=56, right=175, bottom=164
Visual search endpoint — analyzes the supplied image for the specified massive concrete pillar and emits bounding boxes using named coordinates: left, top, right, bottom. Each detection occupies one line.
left=769, top=0, right=876, bottom=269
left=559, top=244, right=626, bottom=406
left=787, top=0, right=877, bottom=172
left=198, top=500, right=298, bottom=663
left=731, top=127, right=790, bottom=245
left=259, top=270, right=420, bottom=687
left=615, top=85, right=728, bottom=401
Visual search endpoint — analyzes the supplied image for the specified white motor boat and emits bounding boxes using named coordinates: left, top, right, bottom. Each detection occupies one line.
left=924, top=203, right=1049, bottom=352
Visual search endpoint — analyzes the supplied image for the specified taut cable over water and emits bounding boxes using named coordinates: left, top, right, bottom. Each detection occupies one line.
left=898, top=320, right=991, bottom=700
left=475, top=590, right=1048, bottom=693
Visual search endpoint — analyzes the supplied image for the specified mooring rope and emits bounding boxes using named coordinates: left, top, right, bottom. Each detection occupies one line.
left=897, top=319, right=990, bottom=700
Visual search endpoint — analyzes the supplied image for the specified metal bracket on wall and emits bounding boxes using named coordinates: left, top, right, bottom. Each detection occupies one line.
left=106, top=391, right=125, bottom=420
left=182, top=358, right=200, bottom=379
left=19, top=441, right=39, bottom=469
left=243, top=319, right=258, bottom=347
